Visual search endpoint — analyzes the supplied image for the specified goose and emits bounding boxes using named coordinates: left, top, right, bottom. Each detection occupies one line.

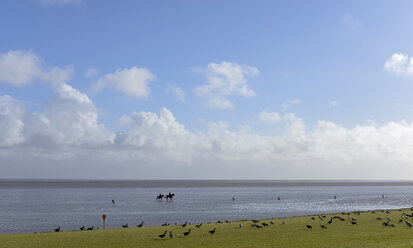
left=158, top=231, right=167, bottom=239
left=183, top=229, right=191, bottom=236
left=208, top=228, right=216, bottom=235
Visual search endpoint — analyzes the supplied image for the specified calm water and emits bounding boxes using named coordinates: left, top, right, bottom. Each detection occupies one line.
left=1, top=180, right=413, bottom=234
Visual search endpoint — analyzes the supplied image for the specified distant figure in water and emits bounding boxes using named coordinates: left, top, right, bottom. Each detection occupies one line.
left=277, top=196, right=280, bottom=200
left=382, top=194, right=384, bottom=198
left=112, top=199, right=115, bottom=204
left=232, top=197, right=235, bottom=201
left=334, top=196, right=337, bottom=199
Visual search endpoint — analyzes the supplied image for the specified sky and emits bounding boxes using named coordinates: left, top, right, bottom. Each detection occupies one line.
left=1, top=0, right=413, bottom=179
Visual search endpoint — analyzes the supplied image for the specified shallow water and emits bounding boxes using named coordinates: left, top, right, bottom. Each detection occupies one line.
left=1, top=180, right=413, bottom=234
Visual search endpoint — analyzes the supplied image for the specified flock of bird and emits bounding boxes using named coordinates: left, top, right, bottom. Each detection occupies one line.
left=52, top=192, right=407, bottom=239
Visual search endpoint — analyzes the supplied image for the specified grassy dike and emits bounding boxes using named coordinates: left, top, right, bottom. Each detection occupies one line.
left=2, top=208, right=413, bottom=248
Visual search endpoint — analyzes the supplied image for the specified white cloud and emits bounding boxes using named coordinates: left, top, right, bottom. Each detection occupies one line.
left=259, top=111, right=281, bottom=123
left=384, top=53, right=413, bottom=76
left=194, top=61, right=259, bottom=109
left=93, top=67, right=155, bottom=99
left=4, top=87, right=413, bottom=179
left=0, top=50, right=73, bottom=86
left=281, top=99, right=301, bottom=110
left=38, top=0, right=83, bottom=6
left=329, top=101, right=339, bottom=107
left=166, top=84, right=185, bottom=102
left=85, top=68, right=98, bottom=78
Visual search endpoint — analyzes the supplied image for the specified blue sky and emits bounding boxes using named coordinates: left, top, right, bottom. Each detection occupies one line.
left=1, top=0, right=413, bottom=179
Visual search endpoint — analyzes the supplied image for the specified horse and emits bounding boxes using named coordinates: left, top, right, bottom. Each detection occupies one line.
left=156, top=193, right=164, bottom=200
left=165, top=192, right=175, bottom=201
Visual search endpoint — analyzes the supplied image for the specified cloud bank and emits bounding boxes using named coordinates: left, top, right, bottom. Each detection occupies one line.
left=2, top=86, right=413, bottom=179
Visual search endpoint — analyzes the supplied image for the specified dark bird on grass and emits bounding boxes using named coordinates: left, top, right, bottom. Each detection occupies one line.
left=137, top=221, right=144, bottom=228
left=383, top=221, right=389, bottom=227
left=386, top=211, right=390, bottom=214
left=79, top=226, right=85, bottom=231
left=376, top=217, right=382, bottom=220
left=372, top=211, right=376, bottom=214
left=112, top=200, right=115, bottom=204
left=399, top=219, right=403, bottom=223
left=252, top=219, right=260, bottom=223
left=327, top=218, right=333, bottom=224
left=311, top=217, right=315, bottom=220
left=270, top=221, right=275, bottom=225
left=239, top=224, right=243, bottom=228
left=169, top=231, right=174, bottom=239
left=351, top=221, right=357, bottom=226
left=386, top=217, right=392, bottom=221
left=262, top=223, right=269, bottom=227
left=181, top=221, right=188, bottom=227
left=158, top=231, right=167, bottom=239
left=161, top=222, right=169, bottom=226
left=122, top=224, right=128, bottom=228
left=183, top=229, right=191, bottom=236
left=320, top=225, right=327, bottom=229
left=306, top=225, right=312, bottom=229
left=208, top=228, right=216, bottom=235
left=195, top=224, right=202, bottom=228
left=54, top=226, right=60, bottom=232
left=87, top=226, right=94, bottom=231
left=405, top=221, right=413, bottom=227
left=217, top=221, right=223, bottom=224
left=282, top=221, right=286, bottom=224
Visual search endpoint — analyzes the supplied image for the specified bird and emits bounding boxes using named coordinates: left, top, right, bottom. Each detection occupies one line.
left=320, top=225, right=327, bottom=229
left=79, top=226, right=85, bottom=231
left=54, top=226, right=60, bottom=232
left=183, top=229, right=191, bottom=236
left=306, top=225, right=312, bottom=229
left=122, top=224, right=128, bottom=228
left=252, top=219, right=260, bottom=223
left=137, top=221, right=144, bottom=228
left=327, top=218, right=333, bottom=224
left=262, top=223, right=269, bottom=227
left=208, top=228, right=216, bottom=235
left=158, top=231, right=167, bottom=239
left=386, top=217, right=392, bottom=221
left=239, top=224, right=243, bottom=228
left=311, top=217, right=315, bottom=220
left=270, top=221, right=275, bottom=224
left=351, top=221, right=357, bottom=226
left=195, top=224, right=202, bottom=228
left=405, top=221, right=413, bottom=227
left=87, top=226, right=94, bottom=231
left=282, top=221, right=286, bottom=224
left=232, top=197, right=235, bottom=201
left=112, top=199, right=115, bottom=204
left=277, top=196, right=281, bottom=200
left=181, top=221, right=188, bottom=227
left=169, top=231, right=174, bottom=239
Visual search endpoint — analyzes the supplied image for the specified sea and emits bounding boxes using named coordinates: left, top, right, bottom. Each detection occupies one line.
left=1, top=180, right=413, bottom=234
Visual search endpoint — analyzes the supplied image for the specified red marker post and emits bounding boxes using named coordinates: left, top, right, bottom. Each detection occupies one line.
left=102, top=214, right=107, bottom=229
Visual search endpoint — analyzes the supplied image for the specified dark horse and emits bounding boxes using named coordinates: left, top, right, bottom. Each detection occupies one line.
left=156, top=193, right=164, bottom=200
left=165, top=192, right=175, bottom=201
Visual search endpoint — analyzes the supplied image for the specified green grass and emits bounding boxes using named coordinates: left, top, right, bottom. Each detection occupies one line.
left=3, top=208, right=413, bottom=248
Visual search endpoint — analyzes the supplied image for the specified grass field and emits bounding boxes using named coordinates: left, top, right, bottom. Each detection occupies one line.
left=2, top=208, right=413, bottom=248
